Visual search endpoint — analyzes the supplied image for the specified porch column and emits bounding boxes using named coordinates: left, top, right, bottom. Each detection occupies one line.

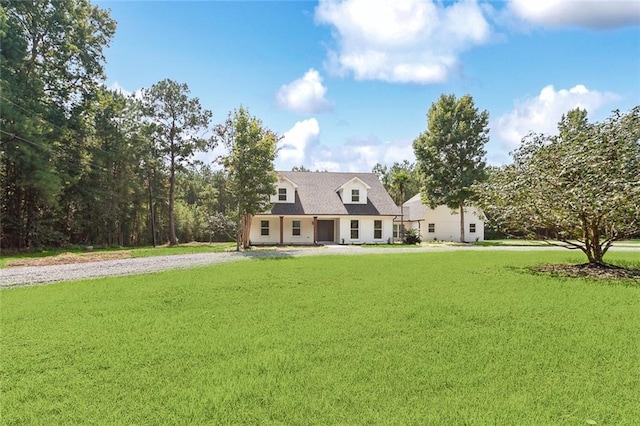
left=279, top=216, right=284, bottom=244
left=313, top=216, right=318, bottom=244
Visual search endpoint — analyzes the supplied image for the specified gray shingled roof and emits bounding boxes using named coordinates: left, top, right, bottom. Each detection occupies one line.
left=402, top=193, right=427, bottom=221
left=266, top=171, right=400, bottom=216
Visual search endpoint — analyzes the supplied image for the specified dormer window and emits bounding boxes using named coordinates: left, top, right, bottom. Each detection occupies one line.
left=337, top=177, right=369, bottom=205
left=271, top=176, right=297, bottom=204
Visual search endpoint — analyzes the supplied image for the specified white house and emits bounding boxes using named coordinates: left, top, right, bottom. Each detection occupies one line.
left=250, top=171, right=400, bottom=245
left=398, top=194, right=485, bottom=242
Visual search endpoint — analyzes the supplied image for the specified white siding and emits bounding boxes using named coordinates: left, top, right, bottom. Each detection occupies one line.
left=250, top=216, right=315, bottom=245
left=338, top=178, right=369, bottom=205
left=337, top=216, right=394, bottom=244
left=270, top=178, right=296, bottom=204
left=250, top=217, right=279, bottom=244
left=250, top=215, right=396, bottom=245
left=410, top=205, right=484, bottom=242
left=282, top=217, right=314, bottom=244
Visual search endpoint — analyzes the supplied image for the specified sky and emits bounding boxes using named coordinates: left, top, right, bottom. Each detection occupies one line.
left=98, top=0, right=640, bottom=171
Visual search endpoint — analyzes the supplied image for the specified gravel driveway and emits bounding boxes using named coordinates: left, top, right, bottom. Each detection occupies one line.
left=2, top=244, right=637, bottom=288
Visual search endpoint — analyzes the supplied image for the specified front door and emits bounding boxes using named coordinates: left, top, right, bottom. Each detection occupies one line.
left=317, top=220, right=334, bottom=242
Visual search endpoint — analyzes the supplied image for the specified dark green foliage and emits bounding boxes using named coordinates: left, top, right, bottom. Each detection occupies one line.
left=413, top=94, right=489, bottom=242
left=216, top=106, right=279, bottom=250
left=0, top=0, right=116, bottom=250
left=403, top=227, right=422, bottom=244
left=0, top=2, right=229, bottom=250
left=142, top=79, right=214, bottom=245
left=372, top=160, right=420, bottom=204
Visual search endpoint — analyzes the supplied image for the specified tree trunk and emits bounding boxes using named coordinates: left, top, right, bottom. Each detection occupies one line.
left=587, top=223, right=605, bottom=264
left=400, top=204, right=404, bottom=242
left=168, top=154, right=177, bottom=246
left=147, top=176, right=157, bottom=247
left=242, top=214, right=253, bottom=249
left=459, top=201, right=465, bottom=243
left=235, top=210, right=241, bottom=252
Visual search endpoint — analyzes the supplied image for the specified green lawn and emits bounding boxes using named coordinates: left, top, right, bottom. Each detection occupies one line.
left=361, top=243, right=423, bottom=248
left=2, top=251, right=639, bottom=424
left=476, top=239, right=640, bottom=247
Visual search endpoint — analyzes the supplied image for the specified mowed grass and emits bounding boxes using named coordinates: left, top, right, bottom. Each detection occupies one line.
left=2, top=251, right=639, bottom=424
left=0, top=242, right=235, bottom=268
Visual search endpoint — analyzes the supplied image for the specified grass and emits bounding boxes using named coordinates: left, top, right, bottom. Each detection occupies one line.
left=129, top=242, right=236, bottom=258
left=474, top=239, right=549, bottom=247
left=476, top=239, right=640, bottom=247
left=361, top=243, right=422, bottom=248
left=2, top=251, right=640, bottom=424
left=0, top=242, right=235, bottom=268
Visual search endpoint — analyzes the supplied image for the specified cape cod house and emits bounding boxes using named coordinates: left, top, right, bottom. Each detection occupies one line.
left=398, top=193, right=485, bottom=242
left=250, top=171, right=400, bottom=245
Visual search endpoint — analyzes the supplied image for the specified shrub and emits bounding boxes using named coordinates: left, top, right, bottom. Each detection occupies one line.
left=403, top=228, right=422, bottom=245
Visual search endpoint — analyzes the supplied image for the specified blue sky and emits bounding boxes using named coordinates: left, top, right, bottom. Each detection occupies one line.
left=99, top=0, right=640, bottom=171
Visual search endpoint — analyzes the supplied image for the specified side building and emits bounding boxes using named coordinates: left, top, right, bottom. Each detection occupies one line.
left=399, top=194, right=485, bottom=242
left=250, top=171, right=400, bottom=245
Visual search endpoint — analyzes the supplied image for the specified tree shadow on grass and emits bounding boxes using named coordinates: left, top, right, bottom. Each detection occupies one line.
left=520, top=262, right=640, bottom=287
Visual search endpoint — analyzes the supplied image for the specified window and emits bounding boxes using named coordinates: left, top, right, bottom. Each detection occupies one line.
left=261, top=220, right=269, bottom=236
left=292, top=220, right=301, bottom=236
left=374, top=220, right=382, bottom=239
left=278, top=188, right=287, bottom=201
left=393, top=224, right=399, bottom=239
left=350, top=220, right=359, bottom=239
left=469, top=223, right=476, bottom=233
left=351, top=189, right=360, bottom=202
left=428, top=223, right=435, bottom=233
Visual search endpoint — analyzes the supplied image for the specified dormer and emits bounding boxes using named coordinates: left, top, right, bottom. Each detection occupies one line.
left=336, top=177, right=370, bottom=205
left=270, top=175, right=298, bottom=203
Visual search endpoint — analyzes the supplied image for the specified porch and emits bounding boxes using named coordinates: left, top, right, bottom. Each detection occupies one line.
left=251, top=216, right=340, bottom=245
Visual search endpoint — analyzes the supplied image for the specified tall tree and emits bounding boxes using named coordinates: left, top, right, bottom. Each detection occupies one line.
left=74, top=88, right=148, bottom=246
left=0, top=0, right=116, bottom=249
left=142, top=79, right=214, bottom=245
left=413, top=94, right=489, bottom=242
left=216, top=106, right=279, bottom=250
left=373, top=160, right=420, bottom=204
left=174, top=163, right=221, bottom=243
left=391, top=169, right=410, bottom=235
left=475, top=107, right=640, bottom=265
left=373, top=161, right=420, bottom=238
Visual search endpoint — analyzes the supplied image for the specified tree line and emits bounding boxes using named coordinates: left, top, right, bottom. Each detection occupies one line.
left=1, top=1, right=277, bottom=252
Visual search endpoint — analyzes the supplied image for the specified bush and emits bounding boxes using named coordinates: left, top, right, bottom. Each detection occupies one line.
left=403, top=228, right=422, bottom=245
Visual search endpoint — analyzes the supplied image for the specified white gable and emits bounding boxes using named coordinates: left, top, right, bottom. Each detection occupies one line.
left=336, top=177, right=370, bottom=205
left=270, top=176, right=297, bottom=204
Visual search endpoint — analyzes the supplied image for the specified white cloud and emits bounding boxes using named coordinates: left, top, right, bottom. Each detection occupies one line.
left=277, top=120, right=414, bottom=171
left=278, top=118, right=321, bottom=169
left=313, top=137, right=415, bottom=172
left=107, top=81, right=143, bottom=99
left=109, top=81, right=130, bottom=95
left=507, top=0, right=640, bottom=29
left=492, top=84, right=620, bottom=153
left=276, top=69, right=333, bottom=114
left=315, top=0, right=491, bottom=84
